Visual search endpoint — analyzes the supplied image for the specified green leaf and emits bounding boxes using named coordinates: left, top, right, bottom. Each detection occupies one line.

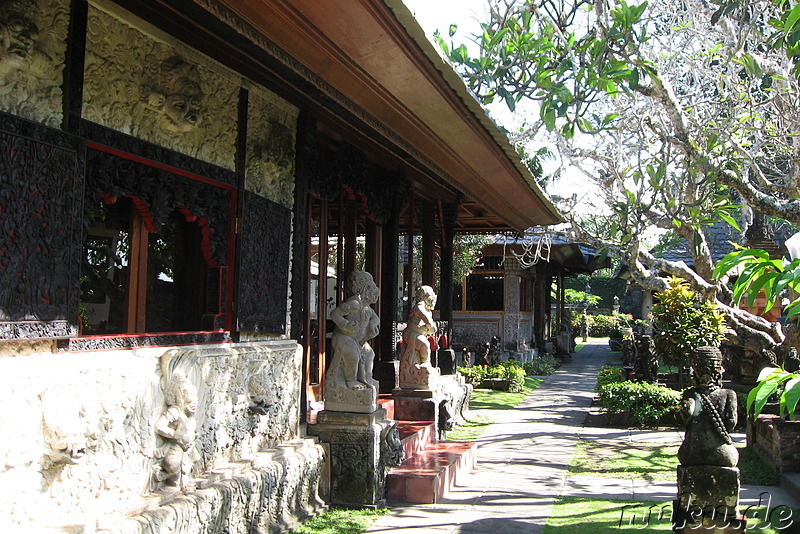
left=449, top=24, right=458, bottom=38
left=717, top=211, right=741, bottom=231
left=629, top=67, right=639, bottom=90
left=786, top=4, right=800, bottom=35
left=782, top=376, right=800, bottom=420
left=746, top=272, right=775, bottom=310
left=748, top=375, right=782, bottom=416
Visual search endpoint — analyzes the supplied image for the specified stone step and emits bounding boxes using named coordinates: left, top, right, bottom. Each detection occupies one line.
left=378, top=394, right=395, bottom=420
left=386, top=440, right=477, bottom=504
left=397, top=421, right=436, bottom=460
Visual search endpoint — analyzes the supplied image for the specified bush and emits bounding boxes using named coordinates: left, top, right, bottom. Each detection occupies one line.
left=458, top=365, right=487, bottom=384
left=587, top=313, right=634, bottom=338
left=597, top=380, right=682, bottom=426
left=458, top=361, right=526, bottom=392
left=595, top=365, right=625, bottom=393
left=523, top=354, right=560, bottom=376
left=651, top=276, right=725, bottom=368
left=496, top=361, right=526, bottom=392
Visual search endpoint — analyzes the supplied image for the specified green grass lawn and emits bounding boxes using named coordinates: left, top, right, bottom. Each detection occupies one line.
left=543, top=497, right=794, bottom=533
left=468, top=376, right=544, bottom=411
left=568, top=441, right=679, bottom=481
left=289, top=507, right=388, bottom=534
left=568, top=440, right=779, bottom=485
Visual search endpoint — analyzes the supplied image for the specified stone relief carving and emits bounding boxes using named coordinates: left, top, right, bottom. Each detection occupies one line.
left=246, top=88, right=298, bottom=208
left=324, top=271, right=380, bottom=413
left=399, top=285, right=440, bottom=390
left=0, top=0, right=67, bottom=127
left=153, top=350, right=198, bottom=490
left=83, top=5, right=238, bottom=170
left=142, top=56, right=204, bottom=133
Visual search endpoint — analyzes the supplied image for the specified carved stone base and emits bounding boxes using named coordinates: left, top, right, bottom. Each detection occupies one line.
left=392, top=389, right=442, bottom=422
left=323, top=383, right=377, bottom=414
left=308, top=408, right=400, bottom=507
left=399, top=360, right=440, bottom=390
left=673, top=466, right=743, bottom=532
left=677, top=465, right=740, bottom=513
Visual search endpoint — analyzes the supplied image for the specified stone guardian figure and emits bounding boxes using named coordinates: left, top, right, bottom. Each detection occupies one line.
left=673, top=346, right=743, bottom=532
left=324, top=270, right=380, bottom=413
left=154, top=370, right=198, bottom=489
left=399, top=285, right=440, bottom=390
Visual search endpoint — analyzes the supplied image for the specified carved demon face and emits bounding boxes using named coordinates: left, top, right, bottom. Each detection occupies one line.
left=0, top=0, right=39, bottom=68
left=147, top=56, right=204, bottom=133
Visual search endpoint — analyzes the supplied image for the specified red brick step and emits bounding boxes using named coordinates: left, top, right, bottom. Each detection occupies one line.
left=387, top=440, right=477, bottom=504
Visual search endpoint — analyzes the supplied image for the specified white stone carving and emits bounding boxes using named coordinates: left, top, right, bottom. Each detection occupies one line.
left=0, top=0, right=68, bottom=127
left=324, top=270, right=380, bottom=413
left=83, top=5, right=238, bottom=170
left=153, top=350, right=198, bottom=490
left=399, top=285, right=440, bottom=390
left=246, top=87, right=299, bottom=208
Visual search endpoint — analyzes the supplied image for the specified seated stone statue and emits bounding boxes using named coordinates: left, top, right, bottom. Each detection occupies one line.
left=677, top=346, right=738, bottom=468
left=399, top=285, right=440, bottom=390
left=324, top=270, right=380, bottom=413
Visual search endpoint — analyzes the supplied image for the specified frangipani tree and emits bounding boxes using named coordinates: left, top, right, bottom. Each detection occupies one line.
left=439, top=0, right=800, bottom=355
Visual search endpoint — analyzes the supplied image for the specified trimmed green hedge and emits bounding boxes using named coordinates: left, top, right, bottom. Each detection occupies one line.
left=597, top=380, right=681, bottom=426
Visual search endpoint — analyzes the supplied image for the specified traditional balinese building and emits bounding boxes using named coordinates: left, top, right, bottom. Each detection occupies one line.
left=0, top=0, right=562, bottom=531
left=447, top=232, right=608, bottom=357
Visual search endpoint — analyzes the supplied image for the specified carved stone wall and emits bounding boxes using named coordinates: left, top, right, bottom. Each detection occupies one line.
left=246, top=86, right=299, bottom=209
left=82, top=5, right=238, bottom=170
left=0, top=0, right=69, bottom=128
left=450, top=315, right=503, bottom=347
left=0, top=341, right=316, bottom=532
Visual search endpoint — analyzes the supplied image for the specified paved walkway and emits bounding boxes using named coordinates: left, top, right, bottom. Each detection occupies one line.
left=365, top=340, right=800, bottom=533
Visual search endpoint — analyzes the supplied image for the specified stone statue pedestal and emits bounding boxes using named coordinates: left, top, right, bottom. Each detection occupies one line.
left=323, top=385, right=378, bottom=414
left=672, top=466, right=745, bottom=533
left=307, top=408, right=400, bottom=507
left=392, top=388, right=442, bottom=423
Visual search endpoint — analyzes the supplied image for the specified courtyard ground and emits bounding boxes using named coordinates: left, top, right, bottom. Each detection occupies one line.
left=364, top=340, right=800, bottom=533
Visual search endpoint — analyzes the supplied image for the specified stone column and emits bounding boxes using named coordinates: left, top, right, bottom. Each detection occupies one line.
left=376, top=172, right=409, bottom=393
left=503, top=256, right=522, bottom=353
left=437, top=200, right=458, bottom=373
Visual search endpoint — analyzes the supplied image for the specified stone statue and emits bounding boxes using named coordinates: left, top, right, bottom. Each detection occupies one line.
left=154, top=370, right=198, bottom=488
left=674, top=346, right=743, bottom=531
left=0, top=0, right=39, bottom=90
left=324, top=270, right=380, bottom=413
left=677, top=346, right=738, bottom=467
left=143, top=56, right=204, bottom=133
left=399, top=285, right=440, bottom=390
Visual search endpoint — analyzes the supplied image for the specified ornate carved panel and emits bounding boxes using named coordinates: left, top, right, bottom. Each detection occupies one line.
left=0, top=0, right=69, bottom=128
left=82, top=5, right=238, bottom=170
left=296, top=120, right=394, bottom=225
left=245, top=86, right=298, bottom=209
left=238, top=190, right=291, bottom=334
left=85, top=147, right=231, bottom=266
left=0, top=114, right=83, bottom=332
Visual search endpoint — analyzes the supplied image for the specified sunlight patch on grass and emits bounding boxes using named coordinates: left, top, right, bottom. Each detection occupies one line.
left=444, top=414, right=494, bottom=441
left=469, top=376, right=544, bottom=411
left=290, top=507, right=388, bottom=534
left=568, top=440, right=678, bottom=481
